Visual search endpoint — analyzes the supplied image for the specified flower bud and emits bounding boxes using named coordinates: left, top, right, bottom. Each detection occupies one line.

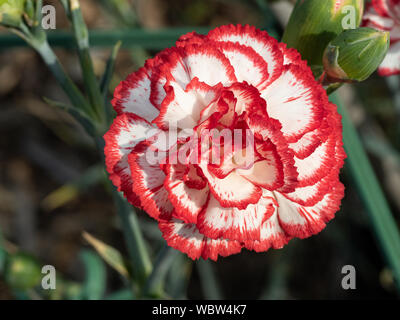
left=323, top=27, right=390, bottom=82
left=0, top=0, right=25, bottom=27
left=283, top=0, right=364, bottom=67
left=4, top=253, right=42, bottom=290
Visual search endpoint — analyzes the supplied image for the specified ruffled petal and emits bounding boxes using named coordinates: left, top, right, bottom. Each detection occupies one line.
left=207, top=24, right=283, bottom=87
left=199, top=164, right=263, bottom=210
left=260, top=64, right=327, bottom=143
left=196, top=191, right=275, bottom=241
left=153, top=78, right=221, bottom=130
left=165, top=164, right=209, bottom=224
left=213, top=41, right=270, bottom=89
left=128, top=143, right=173, bottom=220
left=276, top=180, right=345, bottom=239
left=112, top=66, right=160, bottom=121
left=159, top=218, right=242, bottom=260
left=104, top=113, right=157, bottom=206
left=363, top=2, right=394, bottom=30
left=247, top=115, right=299, bottom=193
left=378, top=41, right=400, bottom=76
left=245, top=207, right=289, bottom=252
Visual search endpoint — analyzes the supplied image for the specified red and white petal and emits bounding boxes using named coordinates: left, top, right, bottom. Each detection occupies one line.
left=214, top=41, right=270, bottom=89
left=128, top=145, right=173, bottom=220
left=184, top=165, right=207, bottom=189
left=294, top=132, right=337, bottom=187
left=275, top=179, right=345, bottom=239
left=378, top=41, right=400, bottom=76
left=165, top=164, right=209, bottom=224
left=237, top=150, right=283, bottom=191
left=372, top=0, right=395, bottom=18
left=288, top=119, right=331, bottom=159
left=159, top=218, right=242, bottom=261
left=363, top=3, right=394, bottom=30
left=197, top=192, right=275, bottom=242
left=278, top=42, right=308, bottom=68
left=176, top=31, right=206, bottom=47
left=245, top=206, right=289, bottom=252
left=180, top=43, right=237, bottom=86
left=247, top=115, right=298, bottom=193
left=260, top=64, right=326, bottom=143
left=112, top=66, right=160, bottom=121
left=201, top=237, right=242, bottom=261
left=390, top=25, right=400, bottom=42
left=159, top=219, right=205, bottom=260
left=104, top=114, right=158, bottom=205
left=282, top=164, right=341, bottom=207
left=154, top=79, right=221, bottom=130
left=199, top=162, right=263, bottom=209
left=207, top=24, right=283, bottom=87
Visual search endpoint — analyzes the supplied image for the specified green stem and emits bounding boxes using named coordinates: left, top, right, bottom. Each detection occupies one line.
left=32, top=39, right=94, bottom=118
left=331, top=93, right=400, bottom=291
left=68, top=0, right=104, bottom=123
left=196, top=259, right=223, bottom=299
left=112, top=188, right=153, bottom=286
left=142, top=245, right=177, bottom=298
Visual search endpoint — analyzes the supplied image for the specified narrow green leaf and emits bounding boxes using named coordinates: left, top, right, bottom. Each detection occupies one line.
left=42, top=164, right=104, bottom=210
left=112, top=187, right=152, bottom=285
left=43, top=96, right=96, bottom=136
left=101, top=40, right=121, bottom=122
left=142, top=245, right=178, bottom=298
left=68, top=0, right=105, bottom=124
left=105, top=288, right=134, bottom=300
left=331, top=93, right=400, bottom=291
left=79, top=249, right=106, bottom=300
left=166, top=254, right=192, bottom=299
left=0, top=227, right=7, bottom=273
left=83, top=231, right=130, bottom=279
left=196, top=259, right=223, bottom=300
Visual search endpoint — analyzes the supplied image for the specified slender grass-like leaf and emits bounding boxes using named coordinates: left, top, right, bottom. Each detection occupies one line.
left=196, top=259, right=223, bottom=300
left=68, top=0, right=105, bottom=124
left=83, top=231, right=130, bottom=280
left=0, top=28, right=212, bottom=49
left=112, top=188, right=152, bottom=285
left=79, top=249, right=107, bottom=300
left=105, top=288, right=134, bottom=300
left=142, top=245, right=178, bottom=298
left=41, top=164, right=104, bottom=210
left=331, top=93, right=400, bottom=291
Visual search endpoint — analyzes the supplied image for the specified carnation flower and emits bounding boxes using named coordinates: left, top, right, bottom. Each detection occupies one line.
left=362, top=0, right=400, bottom=76
left=104, top=25, right=345, bottom=260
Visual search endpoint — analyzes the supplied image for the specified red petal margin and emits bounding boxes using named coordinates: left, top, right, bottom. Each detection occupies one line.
left=276, top=179, right=345, bottom=239
left=207, top=24, right=284, bottom=88
left=176, top=31, right=206, bottom=47
left=212, top=40, right=270, bottom=90
left=247, top=114, right=299, bottom=193
left=196, top=191, right=276, bottom=242
left=153, top=78, right=221, bottom=131
left=245, top=206, right=290, bottom=252
left=362, top=2, right=394, bottom=30
left=104, top=113, right=157, bottom=207
left=164, top=164, right=210, bottom=224
left=278, top=42, right=309, bottom=69
left=372, top=0, right=392, bottom=18
left=128, top=142, right=173, bottom=221
left=260, top=64, right=327, bottom=143
left=377, top=42, right=400, bottom=76
left=159, top=218, right=243, bottom=261
left=112, top=66, right=160, bottom=121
